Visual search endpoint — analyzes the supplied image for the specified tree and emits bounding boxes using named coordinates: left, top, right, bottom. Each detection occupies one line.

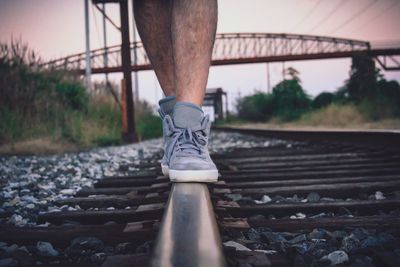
left=272, top=78, right=311, bottom=121
left=346, top=53, right=378, bottom=102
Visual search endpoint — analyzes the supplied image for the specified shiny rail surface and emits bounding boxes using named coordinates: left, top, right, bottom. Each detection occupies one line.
left=152, top=183, right=227, bottom=267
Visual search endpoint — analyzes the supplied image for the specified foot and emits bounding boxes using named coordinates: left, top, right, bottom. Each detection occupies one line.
left=158, top=96, right=176, bottom=176
left=163, top=103, right=218, bottom=183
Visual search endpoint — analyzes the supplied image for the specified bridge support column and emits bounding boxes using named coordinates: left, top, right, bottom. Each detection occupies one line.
left=119, top=0, right=138, bottom=142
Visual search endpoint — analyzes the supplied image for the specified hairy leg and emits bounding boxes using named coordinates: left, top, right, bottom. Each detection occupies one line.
left=171, top=0, right=218, bottom=106
left=134, top=0, right=175, bottom=96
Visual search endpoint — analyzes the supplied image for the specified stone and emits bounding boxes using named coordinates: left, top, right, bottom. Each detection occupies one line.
left=306, top=192, right=320, bottom=203
left=254, top=195, right=272, bottom=204
left=11, top=246, right=33, bottom=267
left=288, top=234, right=307, bottom=244
left=59, top=189, right=74, bottom=196
left=246, top=228, right=261, bottom=241
left=308, top=229, right=326, bottom=240
left=261, top=232, right=287, bottom=244
left=65, top=237, right=104, bottom=258
left=90, top=252, right=106, bottom=263
left=8, top=214, right=27, bottom=227
left=375, top=191, right=386, bottom=200
left=135, top=241, right=153, bottom=254
left=225, top=193, right=242, bottom=202
left=341, top=235, right=360, bottom=253
left=36, top=241, right=59, bottom=257
left=292, top=242, right=314, bottom=255
left=223, top=241, right=251, bottom=251
left=322, top=250, right=349, bottom=265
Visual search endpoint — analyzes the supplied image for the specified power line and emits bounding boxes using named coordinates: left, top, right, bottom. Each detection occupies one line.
left=351, top=0, right=400, bottom=34
left=290, top=0, right=323, bottom=31
left=328, top=0, right=378, bottom=35
left=308, top=0, right=347, bottom=33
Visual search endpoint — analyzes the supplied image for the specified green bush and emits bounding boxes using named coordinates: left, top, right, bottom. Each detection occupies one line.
left=55, top=81, right=88, bottom=111
left=237, top=92, right=274, bottom=121
left=312, top=92, right=334, bottom=109
left=137, top=114, right=162, bottom=141
left=272, top=79, right=311, bottom=121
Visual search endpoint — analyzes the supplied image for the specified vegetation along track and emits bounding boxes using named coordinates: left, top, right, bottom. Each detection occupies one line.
left=1, top=127, right=400, bottom=267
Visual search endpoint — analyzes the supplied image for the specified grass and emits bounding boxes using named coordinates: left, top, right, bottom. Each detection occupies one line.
left=0, top=95, right=163, bottom=154
left=221, top=103, right=400, bottom=131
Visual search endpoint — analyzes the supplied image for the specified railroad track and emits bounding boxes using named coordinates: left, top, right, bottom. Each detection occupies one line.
left=1, top=127, right=400, bottom=266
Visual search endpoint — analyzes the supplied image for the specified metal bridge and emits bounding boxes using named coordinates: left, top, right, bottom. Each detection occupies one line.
left=42, top=33, right=400, bottom=73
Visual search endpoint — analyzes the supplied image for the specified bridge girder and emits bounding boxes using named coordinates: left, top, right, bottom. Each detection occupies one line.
left=41, top=33, right=399, bottom=74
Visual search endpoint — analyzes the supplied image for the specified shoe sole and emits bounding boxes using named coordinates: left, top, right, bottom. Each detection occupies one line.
left=169, top=169, right=219, bottom=183
left=161, top=164, right=169, bottom=176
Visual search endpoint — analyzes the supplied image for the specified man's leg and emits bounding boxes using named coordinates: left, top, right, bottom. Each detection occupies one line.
left=134, top=0, right=175, bottom=96
left=165, top=0, right=219, bottom=182
left=171, top=0, right=218, bottom=106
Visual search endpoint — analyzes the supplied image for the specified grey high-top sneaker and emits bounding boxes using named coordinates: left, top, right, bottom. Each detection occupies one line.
left=163, top=102, right=218, bottom=183
left=158, top=96, right=176, bottom=176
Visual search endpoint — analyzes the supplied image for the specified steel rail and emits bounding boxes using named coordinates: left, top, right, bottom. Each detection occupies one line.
left=213, top=126, right=400, bottom=150
left=151, top=183, right=226, bottom=267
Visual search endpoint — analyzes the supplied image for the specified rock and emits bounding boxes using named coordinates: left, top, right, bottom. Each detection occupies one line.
left=352, top=229, right=369, bottom=241
left=375, top=191, right=386, bottom=200
left=65, top=237, right=104, bottom=257
left=223, top=241, right=251, bottom=251
left=59, top=189, right=74, bottom=196
left=341, top=235, right=360, bottom=253
left=115, top=242, right=135, bottom=254
left=11, top=246, right=33, bottom=266
left=332, top=230, right=347, bottom=239
left=361, top=236, right=380, bottom=249
left=292, top=242, right=314, bottom=255
left=225, top=193, right=242, bottom=202
left=90, top=252, right=106, bottom=263
left=308, top=229, right=326, bottom=240
left=254, top=195, right=272, bottom=204
left=135, top=241, right=154, bottom=254
left=307, top=192, right=320, bottom=203
left=288, top=234, right=307, bottom=244
left=261, top=232, right=287, bottom=244
left=246, top=228, right=261, bottom=241
left=25, top=204, right=35, bottom=209
left=322, top=250, right=349, bottom=265
left=377, top=232, right=395, bottom=245
left=0, top=258, right=18, bottom=267
left=36, top=242, right=59, bottom=257
left=8, top=214, right=27, bottom=227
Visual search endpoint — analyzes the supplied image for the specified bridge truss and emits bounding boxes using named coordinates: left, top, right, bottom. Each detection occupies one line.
left=42, top=33, right=400, bottom=73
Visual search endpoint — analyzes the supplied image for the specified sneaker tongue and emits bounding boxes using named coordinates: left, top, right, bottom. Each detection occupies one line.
left=173, top=102, right=203, bottom=128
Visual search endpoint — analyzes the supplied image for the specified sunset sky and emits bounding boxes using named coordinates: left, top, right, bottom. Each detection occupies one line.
left=1, top=0, right=400, bottom=110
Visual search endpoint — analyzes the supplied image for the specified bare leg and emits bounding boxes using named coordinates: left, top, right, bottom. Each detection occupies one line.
left=134, top=0, right=175, bottom=96
left=171, top=0, right=218, bottom=106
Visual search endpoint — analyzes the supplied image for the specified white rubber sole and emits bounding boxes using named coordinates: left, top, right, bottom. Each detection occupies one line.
left=169, top=169, right=219, bottom=183
left=161, top=164, right=169, bottom=176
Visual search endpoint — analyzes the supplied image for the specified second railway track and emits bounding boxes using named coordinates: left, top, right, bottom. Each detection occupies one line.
left=1, top=127, right=400, bottom=267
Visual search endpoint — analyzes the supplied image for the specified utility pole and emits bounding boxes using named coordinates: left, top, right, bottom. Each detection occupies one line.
left=84, top=0, right=92, bottom=89
left=120, top=0, right=137, bottom=142
left=266, top=63, right=271, bottom=93
left=102, top=3, right=108, bottom=84
left=132, top=2, right=139, bottom=102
